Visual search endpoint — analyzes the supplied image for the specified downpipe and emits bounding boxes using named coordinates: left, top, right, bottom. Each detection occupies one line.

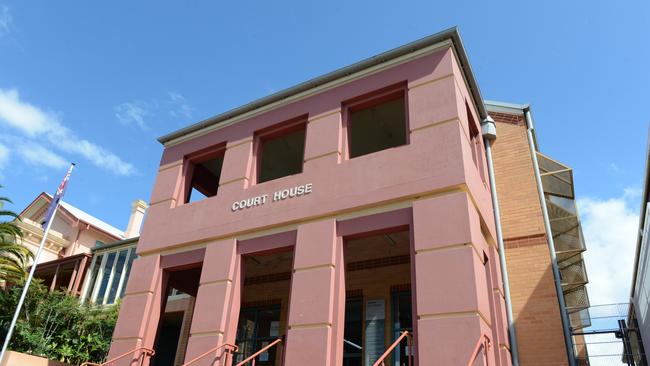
left=481, top=116, right=521, bottom=366
left=524, top=108, right=577, bottom=366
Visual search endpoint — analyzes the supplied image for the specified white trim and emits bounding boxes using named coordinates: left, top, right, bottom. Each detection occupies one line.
left=80, top=254, right=98, bottom=303
left=114, top=247, right=134, bottom=302
left=90, top=254, right=108, bottom=303
left=102, top=251, right=120, bottom=305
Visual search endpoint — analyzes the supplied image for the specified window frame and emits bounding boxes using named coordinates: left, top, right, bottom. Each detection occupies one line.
left=253, top=115, right=308, bottom=185
left=80, top=244, right=137, bottom=306
left=180, top=143, right=227, bottom=204
left=342, top=82, right=410, bottom=160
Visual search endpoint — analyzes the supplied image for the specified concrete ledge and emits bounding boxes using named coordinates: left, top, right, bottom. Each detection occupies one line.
left=0, top=351, right=73, bottom=366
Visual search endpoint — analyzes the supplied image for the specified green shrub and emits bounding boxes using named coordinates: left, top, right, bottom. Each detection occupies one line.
left=0, top=279, right=118, bottom=364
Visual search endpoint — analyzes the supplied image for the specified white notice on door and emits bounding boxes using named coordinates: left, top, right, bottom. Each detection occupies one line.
left=270, top=321, right=280, bottom=337
left=365, top=299, right=386, bottom=320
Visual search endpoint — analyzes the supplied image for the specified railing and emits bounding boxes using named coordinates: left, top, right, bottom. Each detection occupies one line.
left=235, top=338, right=282, bottom=366
left=372, top=331, right=413, bottom=366
left=80, top=347, right=155, bottom=366
left=181, top=343, right=238, bottom=366
left=467, top=335, right=491, bottom=366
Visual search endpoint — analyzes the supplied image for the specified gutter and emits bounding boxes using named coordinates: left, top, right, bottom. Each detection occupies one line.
left=158, top=27, right=487, bottom=145
left=481, top=115, right=521, bottom=366
left=524, top=106, right=577, bottom=366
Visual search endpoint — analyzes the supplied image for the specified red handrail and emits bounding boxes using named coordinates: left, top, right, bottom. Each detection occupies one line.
left=181, top=343, right=238, bottom=366
left=372, top=331, right=413, bottom=366
left=467, top=335, right=491, bottom=366
left=80, top=347, right=155, bottom=366
left=235, top=338, right=282, bottom=366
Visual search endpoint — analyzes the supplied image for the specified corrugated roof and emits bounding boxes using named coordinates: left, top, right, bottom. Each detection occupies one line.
left=44, top=193, right=125, bottom=239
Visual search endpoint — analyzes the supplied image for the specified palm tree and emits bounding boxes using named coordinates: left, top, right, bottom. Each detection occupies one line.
left=0, top=187, right=34, bottom=282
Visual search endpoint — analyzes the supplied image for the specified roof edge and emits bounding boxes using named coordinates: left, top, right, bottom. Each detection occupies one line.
left=630, top=126, right=650, bottom=299
left=92, top=236, right=139, bottom=253
left=158, top=27, right=487, bottom=146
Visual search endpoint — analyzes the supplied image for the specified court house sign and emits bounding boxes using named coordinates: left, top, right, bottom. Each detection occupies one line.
left=231, top=183, right=313, bottom=212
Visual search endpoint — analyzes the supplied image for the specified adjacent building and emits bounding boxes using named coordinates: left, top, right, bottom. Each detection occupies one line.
left=17, top=193, right=146, bottom=297
left=628, top=130, right=650, bottom=364
left=101, top=28, right=593, bottom=366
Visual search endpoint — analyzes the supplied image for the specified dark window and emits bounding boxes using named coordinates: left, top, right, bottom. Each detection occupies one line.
left=257, top=121, right=306, bottom=183
left=185, top=152, right=224, bottom=203
left=466, top=101, right=486, bottom=183
left=347, top=90, right=407, bottom=158
left=344, top=297, right=363, bottom=366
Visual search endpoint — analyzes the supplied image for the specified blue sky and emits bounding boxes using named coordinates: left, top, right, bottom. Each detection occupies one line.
left=0, top=1, right=648, bottom=306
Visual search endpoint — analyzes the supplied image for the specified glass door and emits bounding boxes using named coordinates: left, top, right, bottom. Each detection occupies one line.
left=235, top=305, right=281, bottom=365
left=391, top=291, right=412, bottom=366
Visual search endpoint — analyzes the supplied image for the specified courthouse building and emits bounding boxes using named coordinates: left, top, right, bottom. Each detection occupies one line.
left=103, top=28, right=591, bottom=366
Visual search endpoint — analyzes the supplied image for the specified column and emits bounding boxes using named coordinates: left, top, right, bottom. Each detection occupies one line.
left=412, top=191, right=495, bottom=365
left=284, top=219, right=345, bottom=366
left=218, top=137, right=253, bottom=195
left=107, top=254, right=164, bottom=366
left=303, top=109, right=342, bottom=172
left=183, top=238, right=241, bottom=366
left=488, top=245, right=512, bottom=365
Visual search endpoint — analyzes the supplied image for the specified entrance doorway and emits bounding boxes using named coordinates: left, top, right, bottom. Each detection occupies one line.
left=234, top=249, right=294, bottom=365
left=343, top=228, right=413, bottom=366
left=391, top=291, right=413, bottom=366
left=151, top=266, right=201, bottom=366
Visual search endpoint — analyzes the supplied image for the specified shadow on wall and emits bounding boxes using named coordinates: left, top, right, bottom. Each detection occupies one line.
left=509, top=251, right=569, bottom=366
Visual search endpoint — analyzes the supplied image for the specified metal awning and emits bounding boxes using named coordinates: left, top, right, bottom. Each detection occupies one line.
left=537, top=151, right=592, bottom=330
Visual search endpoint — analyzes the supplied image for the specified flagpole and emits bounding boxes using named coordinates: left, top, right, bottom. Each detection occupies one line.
left=0, top=163, right=75, bottom=364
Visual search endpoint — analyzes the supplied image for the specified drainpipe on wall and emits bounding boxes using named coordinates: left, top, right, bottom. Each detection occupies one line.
left=524, top=107, right=577, bottom=366
left=481, top=115, right=521, bottom=366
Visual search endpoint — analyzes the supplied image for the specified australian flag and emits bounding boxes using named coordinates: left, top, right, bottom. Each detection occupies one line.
left=41, top=163, right=75, bottom=228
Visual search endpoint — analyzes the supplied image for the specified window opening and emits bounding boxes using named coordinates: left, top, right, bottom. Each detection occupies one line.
left=347, top=89, right=407, bottom=158
left=257, top=121, right=306, bottom=183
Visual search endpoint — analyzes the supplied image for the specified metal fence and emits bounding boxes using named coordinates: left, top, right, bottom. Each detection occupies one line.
left=573, top=303, right=646, bottom=366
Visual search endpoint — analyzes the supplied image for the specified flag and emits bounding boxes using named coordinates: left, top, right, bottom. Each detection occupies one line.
left=41, top=163, right=75, bottom=227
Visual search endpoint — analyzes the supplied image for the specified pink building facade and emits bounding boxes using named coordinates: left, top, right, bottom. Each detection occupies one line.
left=108, top=29, right=513, bottom=366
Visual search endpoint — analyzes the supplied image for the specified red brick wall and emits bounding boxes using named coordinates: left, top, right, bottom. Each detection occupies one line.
left=491, top=111, right=569, bottom=365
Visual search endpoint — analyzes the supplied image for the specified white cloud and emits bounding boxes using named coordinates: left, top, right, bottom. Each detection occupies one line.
left=579, top=189, right=640, bottom=305
left=114, top=92, right=195, bottom=130
left=0, top=142, right=9, bottom=169
left=0, top=89, right=54, bottom=136
left=168, top=92, right=195, bottom=119
left=0, top=142, right=9, bottom=179
left=17, top=143, right=67, bottom=169
left=0, top=88, right=136, bottom=176
left=578, top=189, right=640, bottom=365
left=0, top=5, right=12, bottom=37
left=114, top=101, right=150, bottom=130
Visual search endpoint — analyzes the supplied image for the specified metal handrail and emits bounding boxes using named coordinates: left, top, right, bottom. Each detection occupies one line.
left=235, top=338, right=282, bottom=366
left=181, top=343, right=238, bottom=366
left=372, top=331, right=413, bottom=366
left=80, top=347, right=155, bottom=366
left=467, top=335, right=491, bottom=366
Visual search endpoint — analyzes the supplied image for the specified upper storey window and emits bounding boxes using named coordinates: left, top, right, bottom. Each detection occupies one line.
left=256, top=118, right=307, bottom=184
left=466, top=101, right=486, bottom=183
left=346, top=85, right=408, bottom=158
left=185, top=147, right=225, bottom=203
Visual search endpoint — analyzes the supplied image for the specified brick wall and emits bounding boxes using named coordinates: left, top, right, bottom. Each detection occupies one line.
left=490, top=114, right=545, bottom=239
left=505, top=236, right=568, bottom=365
left=491, top=111, right=569, bottom=365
